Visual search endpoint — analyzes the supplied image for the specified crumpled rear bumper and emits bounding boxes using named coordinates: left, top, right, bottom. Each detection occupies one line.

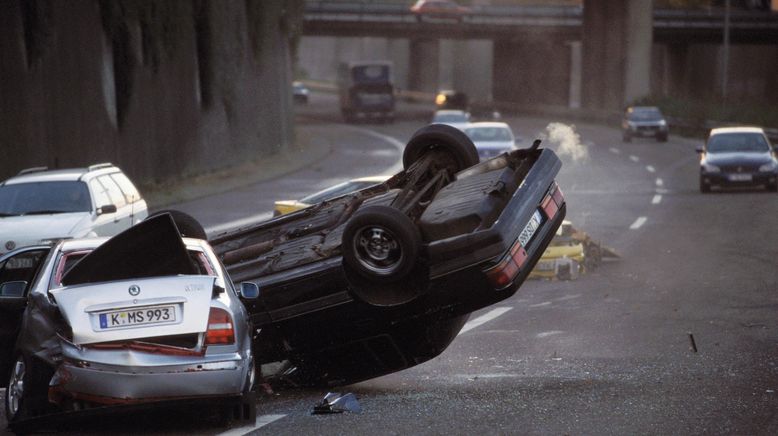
left=52, top=342, right=249, bottom=404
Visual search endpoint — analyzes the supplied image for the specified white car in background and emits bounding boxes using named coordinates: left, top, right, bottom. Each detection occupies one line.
left=0, top=163, right=148, bottom=254
left=431, top=109, right=471, bottom=130
left=464, top=122, right=518, bottom=161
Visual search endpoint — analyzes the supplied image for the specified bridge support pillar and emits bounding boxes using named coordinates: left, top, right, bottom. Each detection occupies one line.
left=582, top=0, right=653, bottom=110
left=408, top=38, right=439, bottom=93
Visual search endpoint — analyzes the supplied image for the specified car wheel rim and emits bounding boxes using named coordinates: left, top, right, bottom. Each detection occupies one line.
left=7, top=358, right=25, bottom=417
left=354, top=225, right=403, bottom=275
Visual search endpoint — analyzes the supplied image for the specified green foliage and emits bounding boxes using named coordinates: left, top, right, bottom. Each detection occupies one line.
left=636, top=95, right=778, bottom=130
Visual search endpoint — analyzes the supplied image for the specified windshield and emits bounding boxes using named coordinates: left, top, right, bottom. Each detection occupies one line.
left=434, top=113, right=468, bottom=123
left=707, top=132, right=771, bottom=153
left=628, top=108, right=663, bottom=121
left=465, top=127, right=513, bottom=142
left=0, top=181, right=91, bottom=216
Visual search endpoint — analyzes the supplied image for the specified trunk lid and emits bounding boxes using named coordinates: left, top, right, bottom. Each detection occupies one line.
left=50, top=275, right=215, bottom=345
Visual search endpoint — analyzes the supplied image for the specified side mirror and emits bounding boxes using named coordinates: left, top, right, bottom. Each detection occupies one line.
left=240, top=282, right=260, bottom=300
left=98, top=204, right=117, bottom=215
left=0, top=281, right=27, bottom=297
left=695, top=145, right=704, bottom=154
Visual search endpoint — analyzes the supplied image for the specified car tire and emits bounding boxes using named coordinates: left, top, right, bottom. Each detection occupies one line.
left=146, top=210, right=207, bottom=240
left=342, top=205, right=422, bottom=305
left=700, top=179, right=711, bottom=193
left=4, top=353, right=53, bottom=423
left=622, top=132, right=632, bottom=142
left=657, top=133, right=668, bottom=142
left=767, top=183, right=778, bottom=192
left=403, top=124, right=479, bottom=174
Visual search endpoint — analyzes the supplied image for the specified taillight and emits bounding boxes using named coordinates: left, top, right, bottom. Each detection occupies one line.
left=205, top=307, right=234, bottom=345
left=541, top=182, right=564, bottom=220
left=485, top=244, right=528, bottom=289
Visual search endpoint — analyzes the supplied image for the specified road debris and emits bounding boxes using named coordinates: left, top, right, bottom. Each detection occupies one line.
left=688, top=332, right=698, bottom=353
left=312, top=392, right=362, bottom=415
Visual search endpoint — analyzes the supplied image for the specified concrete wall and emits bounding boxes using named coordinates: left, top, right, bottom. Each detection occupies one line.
left=0, top=0, right=299, bottom=184
left=493, top=37, right=572, bottom=107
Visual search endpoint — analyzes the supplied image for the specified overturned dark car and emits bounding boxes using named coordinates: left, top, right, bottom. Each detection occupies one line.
left=209, top=124, right=567, bottom=386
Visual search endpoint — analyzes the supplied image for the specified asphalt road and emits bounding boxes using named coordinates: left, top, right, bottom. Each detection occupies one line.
left=2, top=93, right=777, bottom=435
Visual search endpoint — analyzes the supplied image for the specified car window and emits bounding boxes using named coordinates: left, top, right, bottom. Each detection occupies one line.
left=0, top=249, right=48, bottom=296
left=707, top=133, right=770, bottom=153
left=434, top=113, right=468, bottom=123
left=97, top=175, right=127, bottom=208
left=465, top=127, right=513, bottom=142
left=89, top=179, right=113, bottom=208
left=0, top=181, right=91, bottom=216
left=110, top=173, right=142, bottom=204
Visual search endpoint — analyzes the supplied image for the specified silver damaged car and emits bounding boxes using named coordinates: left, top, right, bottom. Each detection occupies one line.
left=0, top=214, right=257, bottom=427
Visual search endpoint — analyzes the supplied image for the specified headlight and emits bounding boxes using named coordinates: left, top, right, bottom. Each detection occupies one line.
left=759, top=161, right=778, bottom=172
left=658, top=119, right=667, bottom=126
left=702, top=163, right=720, bottom=173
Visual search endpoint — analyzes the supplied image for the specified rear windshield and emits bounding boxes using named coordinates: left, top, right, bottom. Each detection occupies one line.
left=707, top=133, right=770, bottom=153
left=465, top=127, right=513, bottom=142
left=0, top=181, right=91, bottom=216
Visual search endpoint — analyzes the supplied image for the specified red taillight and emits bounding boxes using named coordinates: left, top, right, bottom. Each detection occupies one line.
left=542, top=182, right=564, bottom=220
left=205, top=307, right=234, bottom=345
left=485, top=244, right=529, bottom=289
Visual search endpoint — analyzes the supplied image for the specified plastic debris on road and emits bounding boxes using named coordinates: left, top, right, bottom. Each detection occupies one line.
left=312, top=392, right=362, bottom=415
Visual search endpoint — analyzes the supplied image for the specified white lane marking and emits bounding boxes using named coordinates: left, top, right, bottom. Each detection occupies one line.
left=529, top=301, right=552, bottom=308
left=652, top=194, right=662, bottom=205
left=630, top=217, right=647, bottom=229
left=217, top=414, right=287, bottom=436
left=536, top=330, right=565, bottom=338
left=655, top=178, right=664, bottom=187
left=646, top=165, right=655, bottom=173
left=609, top=147, right=620, bottom=154
left=459, top=307, right=513, bottom=335
left=629, top=155, right=640, bottom=162
left=206, top=212, right=274, bottom=237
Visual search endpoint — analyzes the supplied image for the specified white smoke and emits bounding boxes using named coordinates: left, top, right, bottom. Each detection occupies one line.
left=541, top=123, right=589, bottom=162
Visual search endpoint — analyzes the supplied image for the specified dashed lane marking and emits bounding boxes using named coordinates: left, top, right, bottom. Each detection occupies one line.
left=629, top=155, right=640, bottom=162
left=652, top=194, right=662, bottom=205
left=630, top=217, right=647, bottom=229
left=655, top=178, right=664, bottom=187
left=646, top=165, right=655, bottom=173
left=459, top=307, right=513, bottom=335
left=609, top=147, right=621, bottom=154
left=217, top=414, right=287, bottom=436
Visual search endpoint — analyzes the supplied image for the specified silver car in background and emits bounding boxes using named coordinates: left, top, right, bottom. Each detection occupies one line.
left=1, top=215, right=257, bottom=427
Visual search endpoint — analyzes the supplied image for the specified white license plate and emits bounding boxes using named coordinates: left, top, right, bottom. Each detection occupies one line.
left=729, top=174, right=752, bottom=182
left=98, top=305, right=176, bottom=330
left=519, top=210, right=543, bottom=247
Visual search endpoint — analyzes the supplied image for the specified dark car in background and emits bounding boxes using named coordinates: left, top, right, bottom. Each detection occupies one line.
left=338, top=61, right=395, bottom=123
left=697, top=127, right=778, bottom=192
left=292, top=81, right=309, bottom=104
left=622, top=106, right=669, bottom=142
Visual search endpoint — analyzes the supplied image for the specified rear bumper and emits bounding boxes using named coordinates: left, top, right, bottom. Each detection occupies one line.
left=54, top=345, right=249, bottom=403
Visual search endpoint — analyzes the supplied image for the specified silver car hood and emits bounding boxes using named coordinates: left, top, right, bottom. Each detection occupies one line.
left=50, top=275, right=215, bottom=345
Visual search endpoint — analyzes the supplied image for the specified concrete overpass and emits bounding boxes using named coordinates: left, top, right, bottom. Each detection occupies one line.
left=301, top=1, right=778, bottom=111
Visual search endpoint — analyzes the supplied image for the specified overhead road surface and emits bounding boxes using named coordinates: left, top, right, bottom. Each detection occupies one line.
left=303, top=1, right=778, bottom=44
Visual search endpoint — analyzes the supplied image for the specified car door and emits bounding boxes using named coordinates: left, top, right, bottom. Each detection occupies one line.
left=0, top=246, right=50, bottom=386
